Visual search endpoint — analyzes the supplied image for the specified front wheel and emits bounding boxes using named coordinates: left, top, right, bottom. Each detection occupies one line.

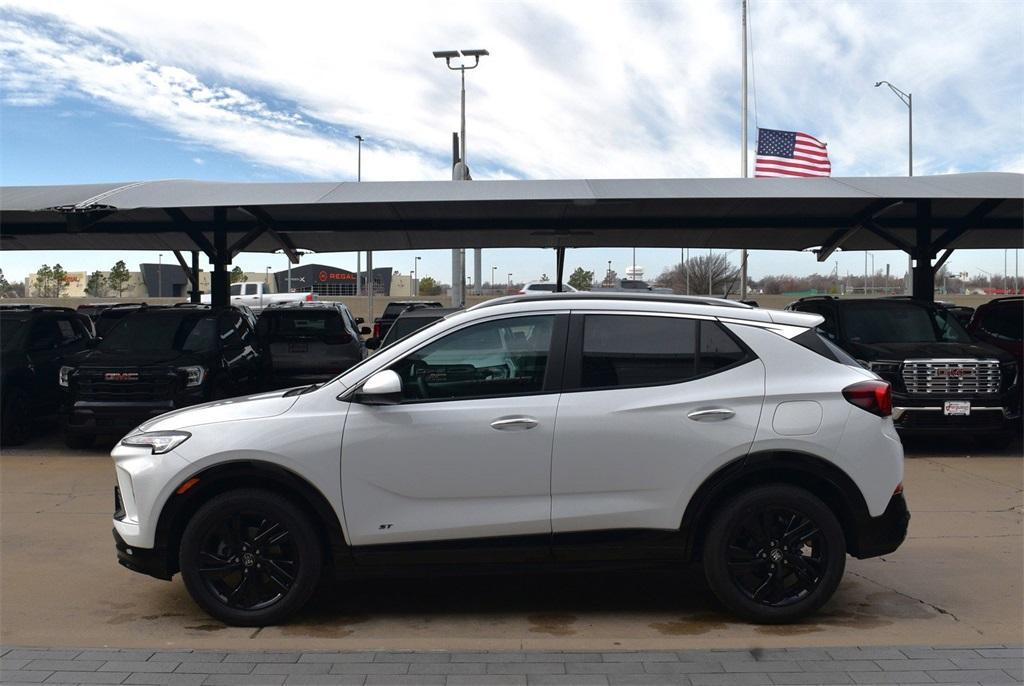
left=703, top=484, right=846, bottom=624
left=179, top=489, right=322, bottom=626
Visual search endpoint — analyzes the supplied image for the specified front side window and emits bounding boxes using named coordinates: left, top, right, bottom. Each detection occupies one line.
left=390, top=315, right=554, bottom=402
left=229, top=284, right=243, bottom=296
left=579, top=315, right=749, bottom=390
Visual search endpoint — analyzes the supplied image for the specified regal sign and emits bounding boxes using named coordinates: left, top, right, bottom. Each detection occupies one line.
left=317, top=270, right=356, bottom=282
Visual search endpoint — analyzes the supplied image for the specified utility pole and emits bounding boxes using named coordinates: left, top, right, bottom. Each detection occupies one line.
left=354, top=135, right=363, bottom=296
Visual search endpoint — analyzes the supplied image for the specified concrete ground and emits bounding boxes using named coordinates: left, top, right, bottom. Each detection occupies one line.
left=0, top=434, right=1021, bottom=653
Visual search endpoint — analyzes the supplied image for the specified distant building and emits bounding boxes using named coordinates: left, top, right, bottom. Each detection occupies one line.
left=272, top=264, right=392, bottom=296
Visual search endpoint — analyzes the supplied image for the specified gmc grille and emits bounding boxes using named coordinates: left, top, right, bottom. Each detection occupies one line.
left=75, top=370, right=178, bottom=401
left=901, top=359, right=1001, bottom=395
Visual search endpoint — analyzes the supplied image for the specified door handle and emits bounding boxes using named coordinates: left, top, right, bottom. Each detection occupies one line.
left=687, top=408, right=735, bottom=422
left=490, top=416, right=539, bottom=431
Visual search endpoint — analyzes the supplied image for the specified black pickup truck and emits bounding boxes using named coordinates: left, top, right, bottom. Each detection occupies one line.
left=787, top=297, right=1020, bottom=445
left=371, top=301, right=443, bottom=340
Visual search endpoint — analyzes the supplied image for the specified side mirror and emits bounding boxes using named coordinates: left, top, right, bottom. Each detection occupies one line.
left=360, top=326, right=372, bottom=336
left=355, top=369, right=402, bottom=405
left=364, top=337, right=381, bottom=350
left=355, top=317, right=365, bottom=325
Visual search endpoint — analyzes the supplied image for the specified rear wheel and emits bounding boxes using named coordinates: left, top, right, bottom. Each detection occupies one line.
left=703, top=484, right=845, bottom=624
left=180, top=488, right=322, bottom=626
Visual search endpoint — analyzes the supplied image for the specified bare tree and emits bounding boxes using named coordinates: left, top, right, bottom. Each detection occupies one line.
left=656, top=253, right=738, bottom=296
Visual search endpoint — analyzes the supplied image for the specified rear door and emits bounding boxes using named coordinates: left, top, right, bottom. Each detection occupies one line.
left=550, top=313, right=764, bottom=538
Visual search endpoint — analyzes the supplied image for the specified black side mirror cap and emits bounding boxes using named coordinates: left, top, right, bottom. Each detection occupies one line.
left=355, top=317, right=365, bottom=325
left=365, top=337, right=381, bottom=350
left=360, top=326, right=371, bottom=335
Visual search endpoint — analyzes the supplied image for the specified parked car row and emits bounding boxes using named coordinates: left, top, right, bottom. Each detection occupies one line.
left=0, top=299, right=452, bottom=447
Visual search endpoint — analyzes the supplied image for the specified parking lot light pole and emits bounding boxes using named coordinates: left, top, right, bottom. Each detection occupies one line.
left=875, top=80, right=913, bottom=293
left=414, top=256, right=421, bottom=296
left=507, top=272, right=512, bottom=293
left=491, top=265, right=498, bottom=294
left=157, top=253, right=162, bottom=298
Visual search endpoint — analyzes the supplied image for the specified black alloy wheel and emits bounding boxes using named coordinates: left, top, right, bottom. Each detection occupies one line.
left=180, top=489, right=322, bottom=626
left=703, top=484, right=845, bottom=623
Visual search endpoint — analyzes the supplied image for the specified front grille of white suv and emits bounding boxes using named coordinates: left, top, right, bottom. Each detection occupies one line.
left=901, top=359, right=1001, bottom=394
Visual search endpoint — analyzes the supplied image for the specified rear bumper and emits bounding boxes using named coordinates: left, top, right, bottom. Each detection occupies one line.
left=849, top=492, right=910, bottom=559
left=113, top=528, right=173, bottom=581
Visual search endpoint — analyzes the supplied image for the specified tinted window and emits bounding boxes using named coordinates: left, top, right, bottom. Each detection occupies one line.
left=793, top=329, right=859, bottom=366
left=842, top=303, right=971, bottom=343
left=257, top=311, right=347, bottom=341
left=581, top=315, right=697, bottom=389
left=390, top=315, right=554, bottom=401
left=219, top=313, right=253, bottom=349
left=527, top=284, right=557, bottom=292
left=794, top=302, right=837, bottom=338
left=977, top=305, right=1022, bottom=341
left=580, top=316, right=747, bottom=390
left=229, top=284, right=243, bottom=296
left=383, top=315, right=445, bottom=345
left=0, top=317, right=27, bottom=351
left=29, top=318, right=62, bottom=350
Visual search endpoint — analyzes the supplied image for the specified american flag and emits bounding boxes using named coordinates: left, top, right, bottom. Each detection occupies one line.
left=754, top=128, right=831, bottom=177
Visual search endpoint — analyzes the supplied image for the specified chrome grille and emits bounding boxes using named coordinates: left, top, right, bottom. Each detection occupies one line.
left=901, top=359, right=1001, bottom=395
left=74, top=369, right=178, bottom=401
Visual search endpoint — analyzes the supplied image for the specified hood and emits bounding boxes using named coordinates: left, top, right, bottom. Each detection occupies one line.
left=845, top=339, right=1016, bottom=363
left=136, top=389, right=300, bottom=433
left=71, top=348, right=207, bottom=368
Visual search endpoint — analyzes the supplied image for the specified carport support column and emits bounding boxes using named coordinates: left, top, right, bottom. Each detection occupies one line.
left=555, top=247, right=566, bottom=293
left=190, top=251, right=201, bottom=303
left=911, top=200, right=935, bottom=302
left=211, top=207, right=230, bottom=309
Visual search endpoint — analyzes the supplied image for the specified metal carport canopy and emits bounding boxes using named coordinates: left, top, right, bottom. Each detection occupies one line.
left=1, top=173, right=1021, bottom=254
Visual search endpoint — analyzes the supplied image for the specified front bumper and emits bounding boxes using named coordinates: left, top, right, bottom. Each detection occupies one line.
left=849, top=492, right=910, bottom=559
left=892, top=405, right=1018, bottom=433
left=64, top=394, right=203, bottom=436
left=113, top=528, right=173, bottom=580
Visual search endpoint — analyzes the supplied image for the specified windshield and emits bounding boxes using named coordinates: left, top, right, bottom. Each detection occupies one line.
left=99, top=312, right=217, bottom=353
left=0, top=317, right=27, bottom=351
left=842, top=303, right=972, bottom=344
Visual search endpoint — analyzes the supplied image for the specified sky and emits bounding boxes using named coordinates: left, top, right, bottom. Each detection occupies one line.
left=1, top=0, right=1022, bottom=288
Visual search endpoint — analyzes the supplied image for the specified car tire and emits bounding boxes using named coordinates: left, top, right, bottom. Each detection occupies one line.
left=1, top=390, right=30, bottom=446
left=703, top=484, right=846, bottom=624
left=179, top=488, right=322, bottom=626
left=63, top=431, right=95, bottom=450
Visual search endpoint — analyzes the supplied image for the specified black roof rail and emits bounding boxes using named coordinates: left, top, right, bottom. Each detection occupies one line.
left=470, top=292, right=752, bottom=311
left=988, top=295, right=1023, bottom=303
left=794, top=295, right=837, bottom=302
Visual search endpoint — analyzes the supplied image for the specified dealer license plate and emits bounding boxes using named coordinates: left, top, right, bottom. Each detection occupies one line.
left=943, top=401, right=971, bottom=416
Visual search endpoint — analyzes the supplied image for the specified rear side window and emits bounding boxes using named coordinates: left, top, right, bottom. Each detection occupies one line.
left=257, top=312, right=346, bottom=341
left=578, top=315, right=749, bottom=390
left=978, top=305, right=1022, bottom=341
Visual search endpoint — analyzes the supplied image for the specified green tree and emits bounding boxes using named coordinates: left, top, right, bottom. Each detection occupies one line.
left=85, top=270, right=107, bottom=297
left=230, top=266, right=248, bottom=283
left=50, top=264, right=68, bottom=297
left=567, top=267, right=593, bottom=291
left=0, top=268, right=14, bottom=298
left=539, top=273, right=550, bottom=282
left=34, top=264, right=53, bottom=297
left=108, top=260, right=131, bottom=297
left=417, top=275, right=442, bottom=295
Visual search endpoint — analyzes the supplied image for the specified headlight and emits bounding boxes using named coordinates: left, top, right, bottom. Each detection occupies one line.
left=120, top=430, right=191, bottom=454
left=59, top=365, right=74, bottom=387
left=178, top=366, right=206, bottom=387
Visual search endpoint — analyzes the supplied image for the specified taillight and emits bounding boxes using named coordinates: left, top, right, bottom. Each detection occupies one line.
left=372, top=323, right=381, bottom=338
left=842, top=380, right=892, bottom=417
left=305, top=293, right=314, bottom=301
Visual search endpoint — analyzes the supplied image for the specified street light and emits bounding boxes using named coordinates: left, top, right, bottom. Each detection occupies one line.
left=433, top=49, right=489, bottom=179
left=414, top=256, right=421, bottom=296
left=507, top=272, right=512, bottom=292
left=876, top=80, right=914, bottom=294
left=491, top=266, right=498, bottom=294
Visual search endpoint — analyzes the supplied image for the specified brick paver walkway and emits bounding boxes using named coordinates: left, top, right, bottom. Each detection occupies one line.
left=1, top=645, right=1021, bottom=685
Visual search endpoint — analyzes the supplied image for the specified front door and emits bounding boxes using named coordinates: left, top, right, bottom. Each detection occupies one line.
left=340, top=313, right=566, bottom=547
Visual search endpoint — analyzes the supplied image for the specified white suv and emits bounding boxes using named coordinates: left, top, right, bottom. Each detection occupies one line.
left=110, top=294, right=909, bottom=626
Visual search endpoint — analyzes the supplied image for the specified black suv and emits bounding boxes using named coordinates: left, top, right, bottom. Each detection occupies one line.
left=1, top=307, right=96, bottom=444
left=61, top=305, right=263, bottom=447
left=369, top=306, right=460, bottom=350
left=787, top=297, right=1020, bottom=443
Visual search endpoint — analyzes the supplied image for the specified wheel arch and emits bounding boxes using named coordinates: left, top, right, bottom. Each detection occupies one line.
left=154, top=460, right=350, bottom=577
left=680, top=450, right=873, bottom=560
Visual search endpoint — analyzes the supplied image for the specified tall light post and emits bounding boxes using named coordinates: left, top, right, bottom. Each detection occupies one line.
left=491, top=266, right=498, bottom=294
left=265, top=266, right=271, bottom=287
left=354, top=135, right=364, bottom=297
left=875, top=80, right=913, bottom=293
left=507, top=272, right=512, bottom=293
left=433, top=48, right=488, bottom=309
left=414, top=256, right=421, bottom=296
left=157, top=253, right=162, bottom=297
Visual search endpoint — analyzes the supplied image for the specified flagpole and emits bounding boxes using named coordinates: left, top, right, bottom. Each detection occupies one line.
left=739, top=0, right=749, bottom=300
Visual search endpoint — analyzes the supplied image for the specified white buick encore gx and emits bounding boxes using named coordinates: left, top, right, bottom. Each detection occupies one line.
left=111, top=293, right=909, bottom=626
